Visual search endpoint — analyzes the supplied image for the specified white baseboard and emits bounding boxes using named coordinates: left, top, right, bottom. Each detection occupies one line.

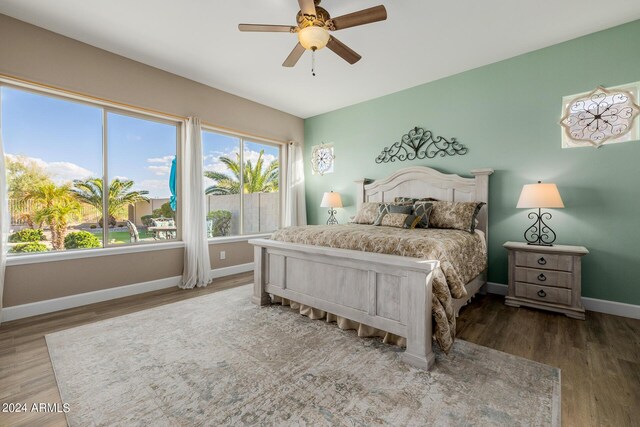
left=209, top=262, right=254, bottom=280
left=581, top=297, right=640, bottom=320
left=2, top=275, right=182, bottom=322
left=2, top=262, right=255, bottom=323
left=5, top=268, right=636, bottom=323
left=486, top=282, right=640, bottom=319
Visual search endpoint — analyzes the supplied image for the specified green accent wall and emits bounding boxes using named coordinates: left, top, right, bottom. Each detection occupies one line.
left=303, top=20, right=640, bottom=305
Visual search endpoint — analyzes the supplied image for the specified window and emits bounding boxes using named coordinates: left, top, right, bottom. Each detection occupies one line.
left=1, top=84, right=180, bottom=255
left=243, top=140, right=280, bottom=234
left=202, top=130, right=282, bottom=238
left=107, top=112, right=178, bottom=244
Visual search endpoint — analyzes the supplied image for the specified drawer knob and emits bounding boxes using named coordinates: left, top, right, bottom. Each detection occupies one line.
left=537, top=257, right=547, bottom=265
left=537, top=273, right=547, bottom=282
left=537, top=289, right=547, bottom=298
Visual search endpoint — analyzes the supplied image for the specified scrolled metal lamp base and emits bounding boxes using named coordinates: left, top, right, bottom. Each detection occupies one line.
left=524, top=208, right=556, bottom=246
left=326, top=209, right=338, bottom=225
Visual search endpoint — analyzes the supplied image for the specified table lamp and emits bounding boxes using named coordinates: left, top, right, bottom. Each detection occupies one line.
left=320, top=191, right=343, bottom=225
left=517, top=181, right=564, bottom=246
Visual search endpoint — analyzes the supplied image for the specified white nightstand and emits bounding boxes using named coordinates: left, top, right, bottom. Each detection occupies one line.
left=503, top=241, right=589, bottom=319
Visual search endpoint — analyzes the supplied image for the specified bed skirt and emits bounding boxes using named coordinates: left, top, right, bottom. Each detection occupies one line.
left=271, top=294, right=407, bottom=347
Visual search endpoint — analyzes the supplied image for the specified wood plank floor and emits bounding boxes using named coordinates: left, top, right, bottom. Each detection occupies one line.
left=456, top=293, right=640, bottom=427
left=1, top=274, right=638, bottom=426
left=0, top=273, right=252, bottom=427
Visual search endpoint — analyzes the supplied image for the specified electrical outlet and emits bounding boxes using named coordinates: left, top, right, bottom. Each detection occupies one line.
left=220, top=250, right=226, bottom=260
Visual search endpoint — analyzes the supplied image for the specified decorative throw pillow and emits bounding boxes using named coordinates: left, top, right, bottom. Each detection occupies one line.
left=352, top=202, right=381, bottom=224
left=380, top=213, right=421, bottom=229
left=413, top=201, right=434, bottom=228
left=428, top=201, right=485, bottom=232
left=394, top=196, right=439, bottom=204
left=373, top=203, right=413, bottom=226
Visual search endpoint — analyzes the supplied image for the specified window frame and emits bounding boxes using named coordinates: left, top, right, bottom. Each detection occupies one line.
left=0, top=79, right=183, bottom=258
left=201, top=125, right=286, bottom=241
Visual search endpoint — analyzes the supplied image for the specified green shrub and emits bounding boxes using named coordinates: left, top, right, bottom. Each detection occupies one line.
left=89, top=224, right=97, bottom=229
left=141, top=215, right=154, bottom=227
left=152, top=202, right=176, bottom=220
left=207, top=210, right=232, bottom=237
left=64, top=231, right=101, bottom=250
left=98, top=215, right=117, bottom=228
left=9, top=228, right=46, bottom=243
left=10, top=242, right=49, bottom=253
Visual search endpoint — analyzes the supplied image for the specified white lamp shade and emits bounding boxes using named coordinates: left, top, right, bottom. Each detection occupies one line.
left=516, top=182, right=564, bottom=209
left=320, top=191, right=343, bottom=208
left=298, top=26, right=330, bottom=50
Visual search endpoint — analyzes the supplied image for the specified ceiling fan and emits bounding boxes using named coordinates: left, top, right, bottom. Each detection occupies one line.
left=239, top=0, right=387, bottom=73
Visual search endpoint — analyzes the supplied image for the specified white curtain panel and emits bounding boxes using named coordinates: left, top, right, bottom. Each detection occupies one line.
left=284, top=142, right=307, bottom=227
left=0, top=134, right=8, bottom=324
left=180, top=117, right=211, bottom=289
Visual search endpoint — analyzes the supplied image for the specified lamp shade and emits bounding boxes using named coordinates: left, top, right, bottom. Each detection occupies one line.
left=298, top=26, right=330, bottom=50
left=516, top=182, right=564, bottom=209
left=320, top=191, right=343, bottom=208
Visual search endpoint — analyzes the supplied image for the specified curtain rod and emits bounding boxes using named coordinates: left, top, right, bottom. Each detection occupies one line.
left=0, top=72, right=290, bottom=146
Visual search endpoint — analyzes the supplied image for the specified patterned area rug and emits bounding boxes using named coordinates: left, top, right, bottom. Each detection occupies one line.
left=47, top=285, right=560, bottom=426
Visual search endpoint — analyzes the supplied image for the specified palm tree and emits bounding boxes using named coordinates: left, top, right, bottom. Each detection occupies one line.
left=26, top=183, right=81, bottom=250
left=71, top=178, right=150, bottom=227
left=205, top=150, right=279, bottom=195
left=34, top=197, right=81, bottom=250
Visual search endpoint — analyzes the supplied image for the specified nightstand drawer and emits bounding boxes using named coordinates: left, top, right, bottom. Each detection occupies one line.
left=514, top=267, right=572, bottom=288
left=514, top=282, right=572, bottom=305
left=515, top=251, right=572, bottom=272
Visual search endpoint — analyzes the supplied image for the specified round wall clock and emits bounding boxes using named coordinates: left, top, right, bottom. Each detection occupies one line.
left=311, top=143, right=335, bottom=175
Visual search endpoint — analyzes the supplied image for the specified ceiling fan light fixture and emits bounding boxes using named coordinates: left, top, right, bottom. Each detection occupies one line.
left=298, top=25, right=330, bottom=50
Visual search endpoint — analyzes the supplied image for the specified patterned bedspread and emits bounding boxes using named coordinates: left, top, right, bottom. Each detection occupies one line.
left=270, top=224, right=487, bottom=353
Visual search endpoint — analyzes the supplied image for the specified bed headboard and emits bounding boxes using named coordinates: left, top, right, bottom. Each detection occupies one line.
left=354, top=166, right=494, bottom=240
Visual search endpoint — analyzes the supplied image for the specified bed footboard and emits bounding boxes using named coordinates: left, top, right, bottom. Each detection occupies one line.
left=249, top=238, right=439, bottom=370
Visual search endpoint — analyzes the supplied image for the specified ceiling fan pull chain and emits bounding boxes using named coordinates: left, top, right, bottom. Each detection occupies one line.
left=311, top=47, right=317, bottom=76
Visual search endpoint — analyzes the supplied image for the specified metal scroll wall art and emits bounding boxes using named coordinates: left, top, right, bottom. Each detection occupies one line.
left=375, top=127, right=468, bottom=164
left=560, top=85, right=640, bottom=148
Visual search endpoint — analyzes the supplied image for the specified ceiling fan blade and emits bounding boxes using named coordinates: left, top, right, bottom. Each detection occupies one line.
left=298, top=0, right=316, bottom=16
left=330, top=5, right=387, bottom=31
left=283, top=43, right=306, bottom=67
left=326, top=37, right=361, bottom=65
left=238, top=24, right=295, bottom=32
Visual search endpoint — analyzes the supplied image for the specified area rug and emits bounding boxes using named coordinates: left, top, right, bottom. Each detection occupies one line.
left=46, top=285, right=560, bottom=426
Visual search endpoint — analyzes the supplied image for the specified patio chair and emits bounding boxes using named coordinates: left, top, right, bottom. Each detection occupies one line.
left=126, top=220, right=139, bottom=243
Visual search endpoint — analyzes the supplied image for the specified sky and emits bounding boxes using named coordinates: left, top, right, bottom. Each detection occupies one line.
left=1, top=86, right=279, bottom=199
left=202, top=132, right=279, bottom=192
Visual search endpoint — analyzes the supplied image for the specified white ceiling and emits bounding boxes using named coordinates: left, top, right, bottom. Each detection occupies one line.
left=2, top=0, right=640, bottom=118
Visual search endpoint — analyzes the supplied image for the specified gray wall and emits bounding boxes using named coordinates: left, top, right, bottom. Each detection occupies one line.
left=0, top=14, right=302, bottom=307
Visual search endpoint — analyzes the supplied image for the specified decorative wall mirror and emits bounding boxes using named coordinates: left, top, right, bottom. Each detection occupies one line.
left=560, top=84, right=640, bottom=148
left=311, top=143, right=335, bottom=175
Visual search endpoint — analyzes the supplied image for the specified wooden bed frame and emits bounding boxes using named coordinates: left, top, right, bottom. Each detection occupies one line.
left=249, top=166, right=493, bottom=370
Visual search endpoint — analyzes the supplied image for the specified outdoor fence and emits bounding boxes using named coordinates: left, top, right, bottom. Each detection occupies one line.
left=9, top=199, right=101, bottom=226
left=11, top=192, right=280, bottom=234
left=208, top=192, right=280, bottom=235
left=132, top=192, right=280, bottom=233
